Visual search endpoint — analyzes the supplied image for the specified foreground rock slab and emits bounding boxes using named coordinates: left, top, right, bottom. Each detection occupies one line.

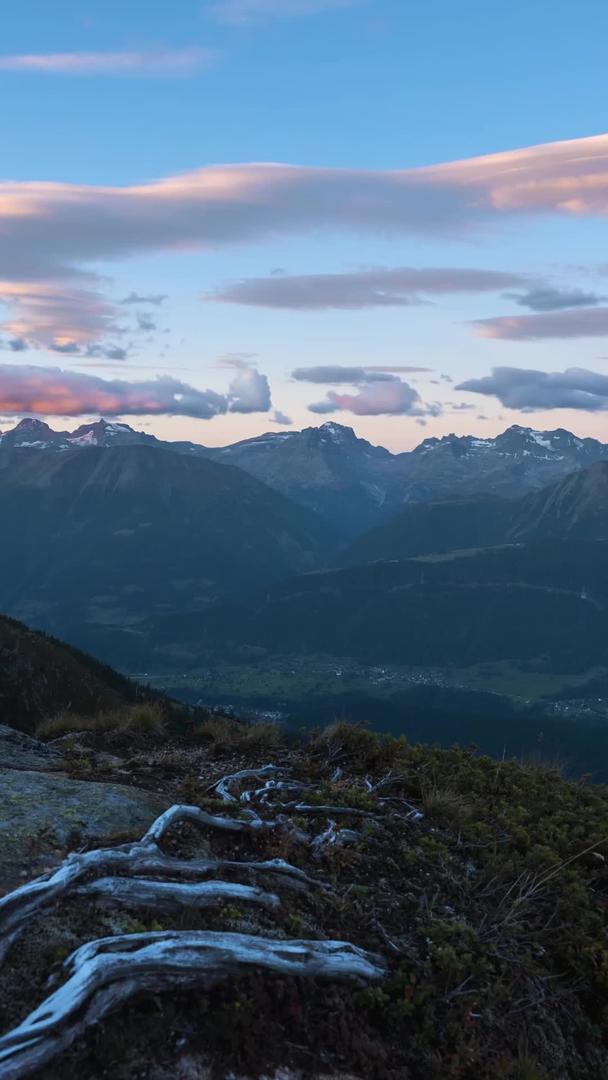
left=0, top=768, right=170, bottom=889
left=0, top=726, right=61, bottom=772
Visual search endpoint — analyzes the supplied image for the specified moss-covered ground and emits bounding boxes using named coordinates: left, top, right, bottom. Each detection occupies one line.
left=2, top=718, right=608, bottom=1078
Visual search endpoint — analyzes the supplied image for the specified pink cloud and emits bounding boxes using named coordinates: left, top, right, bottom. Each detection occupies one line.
left=419, top=133, right=608, bottom=216
left=309, top=378, right=438, bottom=416
left=472, top=306, right=608, bottom=340
left=2, top=135, right=607, bottom=290
left=0, top=364, right=272, bottom=419
left=2, top=133, right=608, bottom=349
left=0, top=282, right=118, bottom=350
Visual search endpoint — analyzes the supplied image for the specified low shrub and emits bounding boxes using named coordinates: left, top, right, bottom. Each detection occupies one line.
left=36, top=710, right=120, bottom=739
left=121, top=701, right=166, bottom=735
left=308, top=719, right=407, bottom=771
left=194, top=715, right=284, bottom=755
left=420, top=782, right=471, bottom=824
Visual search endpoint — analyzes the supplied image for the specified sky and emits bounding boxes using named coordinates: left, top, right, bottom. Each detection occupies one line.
left=2, top=0, right=608, bottom=451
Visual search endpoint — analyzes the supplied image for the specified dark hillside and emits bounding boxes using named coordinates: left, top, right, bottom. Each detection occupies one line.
left=147, top=540, right=608, bottom=671
left=0, top=613, right=136, bottom=730
left=343, top=462, right=608, bottom=566
left=0, top=445, right=335, bottom=641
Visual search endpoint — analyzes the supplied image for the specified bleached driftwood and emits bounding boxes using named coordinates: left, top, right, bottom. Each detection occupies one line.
left=0, top=931, right=385, bottom=1080
left=0, top=748, right=419, bottom=969
left=363, top=773, right=424, bottom=820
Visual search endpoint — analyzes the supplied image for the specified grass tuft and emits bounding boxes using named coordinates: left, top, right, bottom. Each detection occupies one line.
left=36, top=701, right=165, bottom=741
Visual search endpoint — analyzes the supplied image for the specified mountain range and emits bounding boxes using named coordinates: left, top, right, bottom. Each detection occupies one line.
left=2, top=416, right=607, bottom=535
left=1, top=415, right=607, bottom=677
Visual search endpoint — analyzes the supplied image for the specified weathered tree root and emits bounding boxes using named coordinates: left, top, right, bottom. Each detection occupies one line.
left=288, top=803, right=376, bottom=818
left=142, top=802, right=284, bottom=839
left=0, top=763, right=400, bottom=1078
left=243, top=779, right=314, bottom=804
left=208, top=764, right=283, bottom=803
left=75, top=877, right=281, bottom=913
left=311, top=821, right=360, bottom=855
left=0, top=931, right=385, bottom=1080
left=0, top=804, right=320, bottom=964
left=0, top=755, right=422, bottom=965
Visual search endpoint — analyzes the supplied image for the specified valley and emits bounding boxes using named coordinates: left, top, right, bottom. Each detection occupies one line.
left=138, top=655, right=608, bottom=713
left=135, top=656, right=608, bottom=780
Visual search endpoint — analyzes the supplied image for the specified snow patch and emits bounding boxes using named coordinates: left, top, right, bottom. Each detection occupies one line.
left=529, top=431, right=554, bottom=451
left=319, top=422, right=352, bottom=443
left=70, top=431, right=97, bottom=446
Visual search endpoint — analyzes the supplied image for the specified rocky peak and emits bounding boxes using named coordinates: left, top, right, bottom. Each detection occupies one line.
left=14, top=418, right=52, bottom=433
left=317, top=421, right=356, bottom=441
left=71, top=419, right=134, bottom=438
left=0, top=418, right=61, bottom=447
left=300, top=422, right=357, bottom=447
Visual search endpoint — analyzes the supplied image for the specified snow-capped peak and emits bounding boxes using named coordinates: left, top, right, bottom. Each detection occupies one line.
left=318, top=422, right=355, bottom=443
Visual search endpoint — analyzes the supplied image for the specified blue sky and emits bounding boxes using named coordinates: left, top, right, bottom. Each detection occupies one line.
left=1, top=0, right=608, bottom=449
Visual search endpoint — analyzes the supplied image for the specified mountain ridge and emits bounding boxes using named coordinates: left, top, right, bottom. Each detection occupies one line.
left=2, top=416, right=607, bottom=535
left=343, top=460, right=608, bottom=565
left=141, top=538, right=608, bottom=672
left=3, top=415, right=605, bottom=465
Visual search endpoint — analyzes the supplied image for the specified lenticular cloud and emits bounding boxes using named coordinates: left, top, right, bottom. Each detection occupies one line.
left=3, top=133, right=608, bottom=351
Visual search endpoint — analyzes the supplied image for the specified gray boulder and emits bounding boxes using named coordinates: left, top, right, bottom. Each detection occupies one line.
left=0, top=724, right=61, bottom=771
left=0, top=768, right=170, bottom=889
